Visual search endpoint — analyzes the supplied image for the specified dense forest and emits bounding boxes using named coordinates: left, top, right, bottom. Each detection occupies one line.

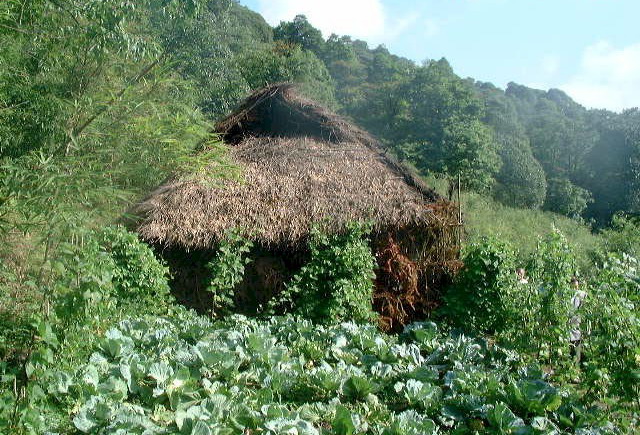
left=1, top=1, right=639, bottom=433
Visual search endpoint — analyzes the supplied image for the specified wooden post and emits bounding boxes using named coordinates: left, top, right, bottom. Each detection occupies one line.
left=457, top=174, right=462, bottom=248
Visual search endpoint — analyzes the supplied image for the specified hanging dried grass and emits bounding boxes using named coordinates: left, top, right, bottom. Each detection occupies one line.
left=373, top=201, right=462, bottom=331
left=374, top=234, right=419, bottom=330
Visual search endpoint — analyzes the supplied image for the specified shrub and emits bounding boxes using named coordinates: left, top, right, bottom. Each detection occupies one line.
left=544, top=177, right=593, bottom=219
left=601, top=213, right=640, bottom=258
left=1, top=226, right=175, bottom=432
left=53, top=234, right=118, bottom=327
left=97, top=226, right=172, bottom=311
left=205, top=229, right=254, bottom=317
left=52, top=226, right=174, bottom=360
left=272, top=222, right=376, bottom=323
left=49, top=226, right=173, bottom=325
left=583, top=253, right=640, bottom=403
left=439, top=237, right=519, bottom=334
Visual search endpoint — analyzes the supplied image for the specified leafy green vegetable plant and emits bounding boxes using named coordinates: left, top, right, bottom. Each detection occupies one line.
left=18, top=312, right=613, bottom=434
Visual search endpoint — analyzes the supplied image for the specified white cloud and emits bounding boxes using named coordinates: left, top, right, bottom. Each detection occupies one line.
left=541, top=55, right=560, bottom=76
left=388, top=13, right=421, bottom=40
left=424, top=18, right=440, bottom=38
left=561, top=41, right=640, bottom=112
left=255, top=0, right=414, bottom=45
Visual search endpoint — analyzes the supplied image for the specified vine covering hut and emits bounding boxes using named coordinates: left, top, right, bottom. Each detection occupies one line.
left=130, top=83, right=461, bottom=330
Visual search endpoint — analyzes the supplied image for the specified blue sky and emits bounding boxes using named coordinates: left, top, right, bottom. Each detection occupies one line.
left=239, top=0, right=640, bottom=112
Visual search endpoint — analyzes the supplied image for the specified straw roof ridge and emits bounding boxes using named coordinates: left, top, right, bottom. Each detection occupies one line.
left=215, top=83, right=439, bottom=204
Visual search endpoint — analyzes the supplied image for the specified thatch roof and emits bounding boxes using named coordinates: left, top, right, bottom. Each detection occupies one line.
left=132, top=83, right=442, bottom=249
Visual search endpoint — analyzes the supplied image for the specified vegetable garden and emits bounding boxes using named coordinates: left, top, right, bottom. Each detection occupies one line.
left=23, top=313, right=617, bottom=434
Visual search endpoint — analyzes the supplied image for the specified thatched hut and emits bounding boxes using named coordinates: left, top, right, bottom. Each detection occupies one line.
left=131, top=83, right=461, bottom=330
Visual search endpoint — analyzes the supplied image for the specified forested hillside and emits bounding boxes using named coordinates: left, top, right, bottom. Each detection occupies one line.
left=1, top=1, right=639, bottom=433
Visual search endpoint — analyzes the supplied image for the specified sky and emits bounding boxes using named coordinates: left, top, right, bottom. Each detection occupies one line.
left=239, top=0, right=640, bottom=112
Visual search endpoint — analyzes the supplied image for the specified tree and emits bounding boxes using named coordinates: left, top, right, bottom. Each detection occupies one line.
left=320, top=35, right=367, bottom=108
left=159, top=0, right=274, bottom=118
left=544, top=177, right=592, bottom=218
left=526, top=99, right=597, bottom=181
left=273, top=15, right=325, bottom=54
left=237, top=43, right=336, bottom=107
left=396, top=59, right=500, bottom=192
left=475, top=82, right=545, bottom=207
left=580, top=108, right=640, bottom=224
left=493, top=135, right=547, bottom=209
left=367, top=45, right=413, bottom=84
left=322, top=34, right=358, bottom=65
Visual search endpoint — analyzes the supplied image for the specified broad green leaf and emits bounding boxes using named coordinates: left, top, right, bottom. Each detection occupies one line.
left=487, top=402, right=526, bottom=433
left=333, top=405, right=356, bottom=435
left=191, top=420, right=213, bottom=435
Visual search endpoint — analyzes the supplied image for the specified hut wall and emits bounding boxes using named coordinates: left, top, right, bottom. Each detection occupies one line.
left=157, top=244, right=307, bottom=315
left=157, top=202, right=460, bottom=329
left=159, top=247, right=215, bottom=312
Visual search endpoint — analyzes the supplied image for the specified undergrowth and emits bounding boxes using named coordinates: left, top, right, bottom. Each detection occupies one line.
left=0, top=226, right=175, bottom=432
left=1, top=222, right=638, bottom=433
left=438, top=230, right=640, bottom=420
left=269, top=222, right=377, bottom=324
left=422, top=174, right=604, bottom=271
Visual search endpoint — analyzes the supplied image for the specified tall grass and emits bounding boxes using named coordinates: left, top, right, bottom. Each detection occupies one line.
left=424, top=175, right=604, bottom=271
